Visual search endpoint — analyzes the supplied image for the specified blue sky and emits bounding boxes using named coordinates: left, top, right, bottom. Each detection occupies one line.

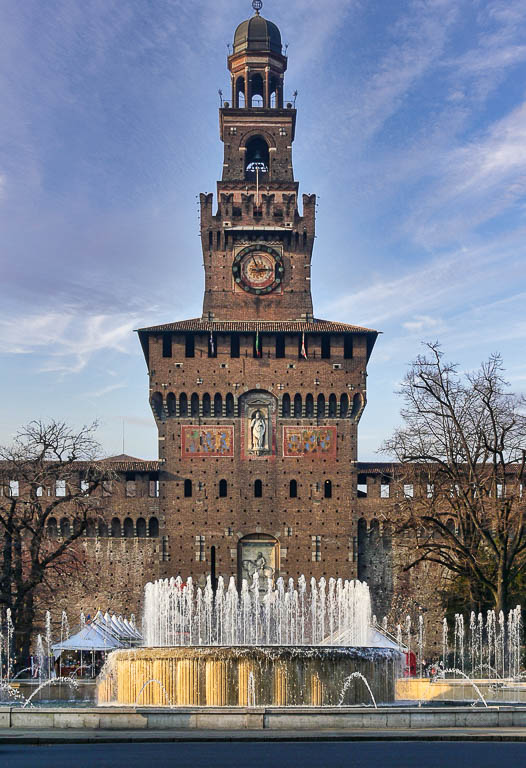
left=1, top=0, right=525, bottom=461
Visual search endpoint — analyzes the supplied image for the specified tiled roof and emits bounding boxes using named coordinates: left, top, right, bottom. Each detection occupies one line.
left=0, top=459, right=160, bottom=474
left=137, top=318, right=378, bottom=335
left=356, top=462, right=400, bottom=474
left=97, top=459, right=160, bottom=473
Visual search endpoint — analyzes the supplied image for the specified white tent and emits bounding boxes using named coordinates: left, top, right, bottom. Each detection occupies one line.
left=52, top=611, right=142, bottom=654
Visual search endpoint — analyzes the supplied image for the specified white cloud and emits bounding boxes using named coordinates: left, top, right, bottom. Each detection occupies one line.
left=402, top=315, right=440, bottom=332
left=0, top=311, right=138, bottom=374
left=322, top=225, right=526, bottom=335
left=405, top=102, right=526, bottom=247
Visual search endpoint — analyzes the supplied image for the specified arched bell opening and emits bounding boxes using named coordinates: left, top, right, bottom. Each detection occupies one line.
left=245, top=135, right=269, bottom=181
left=235, top=76, right=245, bottom=108
left=250, top=73, right=264, bottom=107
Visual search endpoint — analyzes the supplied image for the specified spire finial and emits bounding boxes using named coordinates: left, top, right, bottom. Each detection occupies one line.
left=252, top=0, right=263, bottom=15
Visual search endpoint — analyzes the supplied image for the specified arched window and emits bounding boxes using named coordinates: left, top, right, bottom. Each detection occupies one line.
left=47, top=517, right=58, bottom=538
left=305, top=394, right=314, bottom=417
left=111, top=518, right=121, bottom=538
left=250, top=73, right=264, bottom=107
left=235, top=76, right=245, bottom=108
left=328, top=394, right=337, bottom=417
left=190, top=393, right=199, bottom=417
left=219, top=479, right=228, bottom=498
left=151, top=392, right=163, bottom=419
left=60, top=518, right=70, bottom=538
left=289, top=479, right=298, bottom=498
left=73, top=518, right=82, bottom=535
left=317, top=394, right=325, bottom=418
left=202, top=393, right=211, bottom=417
left=136, top=517, right=147, bottom=538
left=254, top=479, right=263, bottom=498
left=98, top=521, right=108, bottom=537
left=293, top=393, right=302, bottom=418
left=149, top=517, right=159, bottom=537
left=282, top=393, right=291, bottom=417
left=123, top=517, right=134, bottom=538
left=226, top=393, right=235, bottom=417
left=351, top=392, right=363, bottom=421
left=245, top=136, right=269, bottom=179
left=340, top=394, right=349, bottom=418
left=184, top=479, right=192, bottom=498
left=179, top=393, right=188, bottom=417
left=214, top=393, right=223, bottom=417
left=86, top=519, right=96, bottom=537
left=167, top=392, right=176, bottom=417
left=324, top=480, right=332, bottom=499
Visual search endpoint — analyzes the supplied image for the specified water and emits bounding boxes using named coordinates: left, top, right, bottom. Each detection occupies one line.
left=338, top=672, right=377, bottom=708
left=433, top=668, right=488, bottom=707
left=247, top=671, right=256, bottom=707
left=45, top=610, right=52, bottom=677
left=0, top=681, right=27, bottom=705
left=134, top=679, right=174, bottom=707
left=144, top=575, right=372, bottom=647
left=392, top=605, right=522, bottom=683
left=35, top=634, right=45, bottom=681
left=7, top=609, right=14, bottom=681
left=22, top=677, right=79, bottom=708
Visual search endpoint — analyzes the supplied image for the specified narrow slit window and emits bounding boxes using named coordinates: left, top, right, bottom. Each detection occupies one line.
left=162, top=334, right=172, bottom=358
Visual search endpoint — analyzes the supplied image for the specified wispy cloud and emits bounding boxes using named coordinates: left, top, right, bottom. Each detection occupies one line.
left=0, top=311, right=139, bottom=374
left=402, top=315, right=441, bottom=333
left=83, top=382, right=127, bottom=398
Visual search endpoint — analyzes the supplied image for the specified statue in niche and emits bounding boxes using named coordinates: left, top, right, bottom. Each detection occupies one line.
left=250, top=409, right=266, bottom=452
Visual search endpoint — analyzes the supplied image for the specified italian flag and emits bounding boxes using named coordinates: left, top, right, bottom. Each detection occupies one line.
left=301, top=331, right=308, bottom=359
left=255, top=330, right=261, bottom=357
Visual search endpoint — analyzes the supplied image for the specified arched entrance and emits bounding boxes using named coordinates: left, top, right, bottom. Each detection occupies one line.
left=238, top=533, right=279, bottom=585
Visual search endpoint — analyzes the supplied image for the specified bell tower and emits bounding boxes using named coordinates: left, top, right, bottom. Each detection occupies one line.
left=200, top=0, right=315, bottom=322
left=137, top=1, right=379, bottom=590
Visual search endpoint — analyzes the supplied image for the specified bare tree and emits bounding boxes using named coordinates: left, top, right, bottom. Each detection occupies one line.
left=0, top=420, right=114, bottom=668
left=382, top=343, right=526, bottom=614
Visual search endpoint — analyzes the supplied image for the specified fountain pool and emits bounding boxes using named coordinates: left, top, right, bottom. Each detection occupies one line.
left=97, top=575, right=402, bottom=707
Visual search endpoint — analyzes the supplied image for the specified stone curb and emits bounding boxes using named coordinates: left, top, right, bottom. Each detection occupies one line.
left=2, top=728, right=526, bottom=744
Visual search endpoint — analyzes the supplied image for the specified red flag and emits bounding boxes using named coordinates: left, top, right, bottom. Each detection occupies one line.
left=301, top=332, right=308, bottom=359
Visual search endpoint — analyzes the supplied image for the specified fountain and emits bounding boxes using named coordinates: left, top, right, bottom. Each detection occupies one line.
left=97, top=575, right=402, bottom=707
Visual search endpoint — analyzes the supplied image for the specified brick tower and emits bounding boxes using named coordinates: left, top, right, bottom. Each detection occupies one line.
left=138, top=2, right=378, bottom=587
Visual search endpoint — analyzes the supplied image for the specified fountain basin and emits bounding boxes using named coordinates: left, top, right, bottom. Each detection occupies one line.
left=97, top=646, right=401, bottom=707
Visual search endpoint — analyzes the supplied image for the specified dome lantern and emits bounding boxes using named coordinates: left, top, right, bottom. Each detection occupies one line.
left=229, top=3, right=287, bottom=109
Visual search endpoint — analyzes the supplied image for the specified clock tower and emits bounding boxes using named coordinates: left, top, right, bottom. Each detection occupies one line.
left=138, top=2, right=379, bottom=587
left=201, top=3, right=314, bottom=322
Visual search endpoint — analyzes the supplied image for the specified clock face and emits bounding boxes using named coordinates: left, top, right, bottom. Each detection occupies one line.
left=232, top=245, right=283, bottom=295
